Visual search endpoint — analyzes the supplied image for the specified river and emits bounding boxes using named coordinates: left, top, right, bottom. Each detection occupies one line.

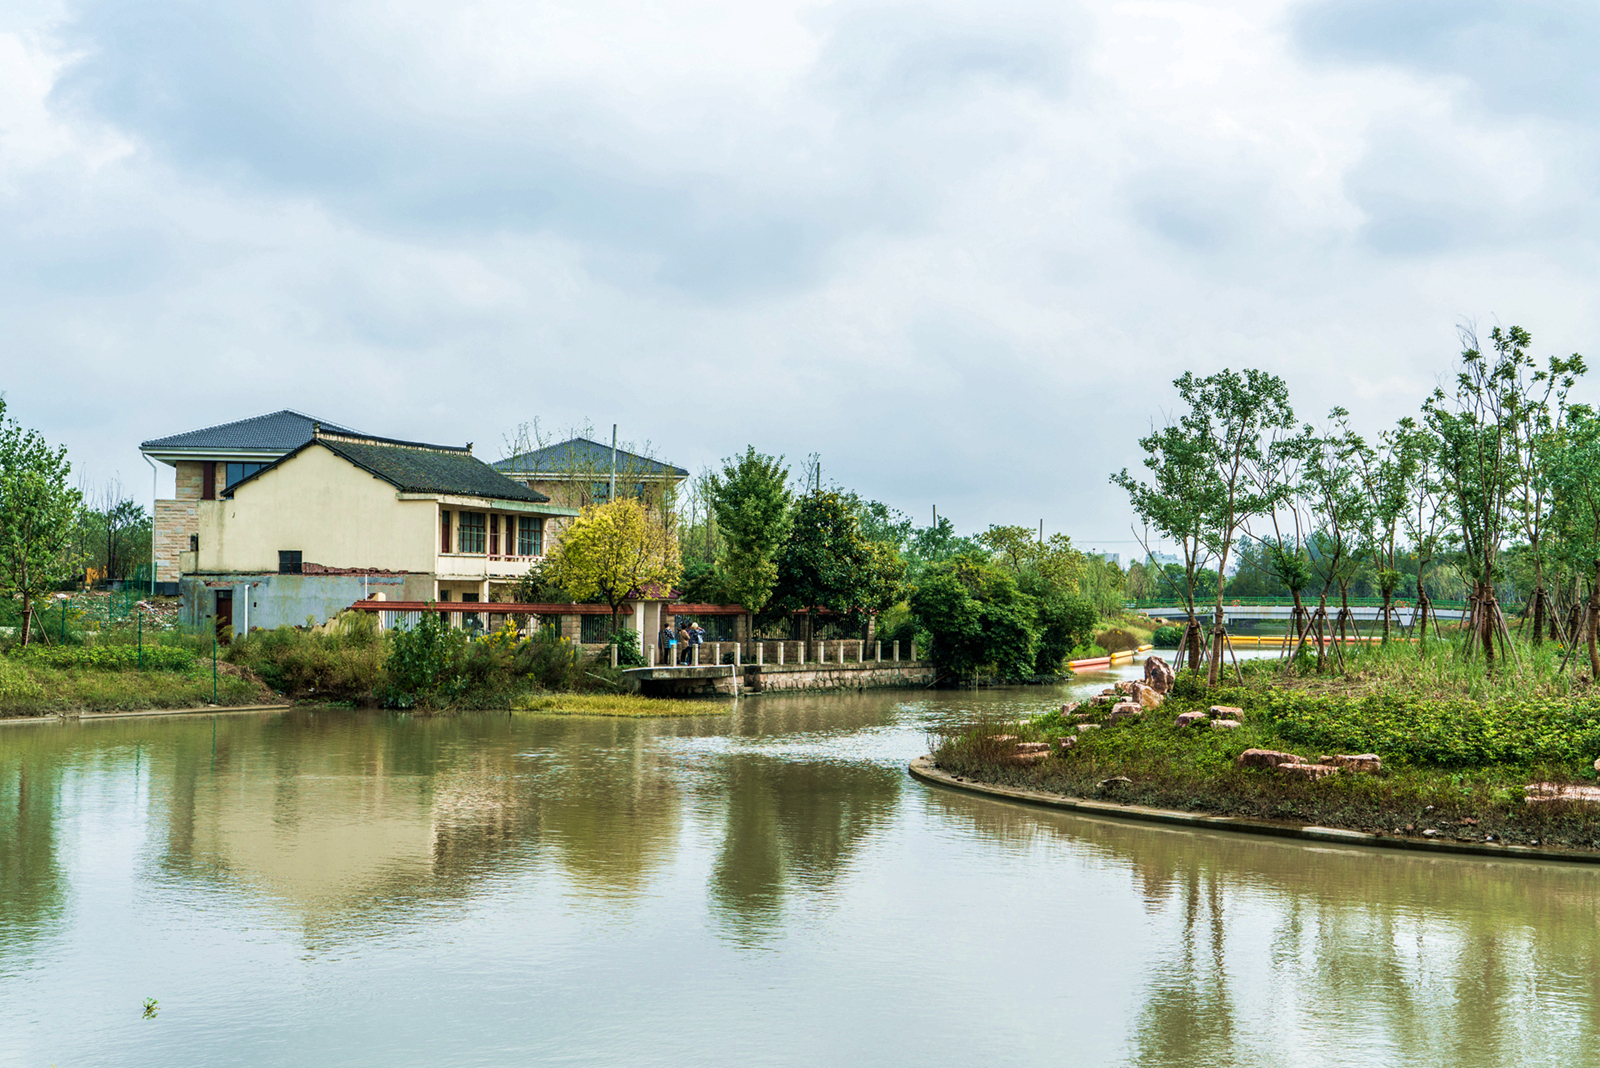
left=4, top=660, right=1600, bottom=1067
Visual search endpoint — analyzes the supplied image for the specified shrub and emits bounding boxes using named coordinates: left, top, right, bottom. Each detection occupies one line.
left=1094, top=627, right=1142, bottom=653
left=384, top=611, right=467, bottom=706
left=1153, top=625, right=1182, bottom=648
left=600, top=629, right=647, bottom=667
left=229, top=614, right=385, bottom=700
left=12, top=645, right=195, bottom=672
left=0, top=657, right=44, bottom=700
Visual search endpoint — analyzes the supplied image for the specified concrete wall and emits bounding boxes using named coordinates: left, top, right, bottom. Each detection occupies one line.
left=182, top=572, right=420, bottom=632
left=198, top=445, right=439, bottom=574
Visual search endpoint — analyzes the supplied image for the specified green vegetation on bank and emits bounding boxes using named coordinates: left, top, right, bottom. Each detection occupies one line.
left=935, top=640, right=1600, bottom=848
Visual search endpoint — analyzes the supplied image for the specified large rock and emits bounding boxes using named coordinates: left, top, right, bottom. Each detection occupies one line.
left=1236, top=748, right=1302, bottom=768
left=1109, top=701, right=1143, bottom=721
left=1015, top=742, right=1050, bottom=753
left=1525, top=783, right=1600, bottom=804
left=1130, top=681, right=1165, bottom=710
left=1175, top=711, right=1209, bottom=728
left=1321, top=753, right=1382, bottom=773
left=1209, top=705, right=1244, bottom=719
left=1211, top=719, right=1241, bottom=730
left=1077, top=723, right=1101, bottom=733
left=1144, top=655, right=1176, bottom=694
left=1061, top=702, right=1080, bottom=715
left=1278, top=763, right=1338, bottom=780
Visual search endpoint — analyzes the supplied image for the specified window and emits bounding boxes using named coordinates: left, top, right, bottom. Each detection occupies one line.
left=457, top=512, right=486, bottom=554
left=590, top=481, right=610, bottom=503
left=489, top=515, right=500, bottom=556
left=278, top=551, right=302, bottom=575
left=517, top=516, right=543, bottom=556
left=225, top=462, right=265, bottom=489
left=440, top=510, right=452, bottom=552
left=439, top=590, right=451, bottom=601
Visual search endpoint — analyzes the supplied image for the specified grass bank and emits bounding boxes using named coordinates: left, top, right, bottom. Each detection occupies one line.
left=1, top=611, right=720, bottom=719
left=932, top=640, right=1600, bottom=850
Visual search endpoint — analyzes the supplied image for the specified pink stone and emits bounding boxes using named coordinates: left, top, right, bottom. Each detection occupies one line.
left=1109, top=701, right=1143, bottom=721
left=1211, top=719, right=1241, bottom=730
left=1175, top=711, right=1208, bottom=728
left=1320, top=753, right=1381, bottom=773
left=1209, top=705, right=1244, bottom=718
left=1525, top=783, right=1600, bottom=804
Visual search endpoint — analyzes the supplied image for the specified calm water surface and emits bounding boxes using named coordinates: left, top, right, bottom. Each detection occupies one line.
left=5, top=662, right=1600, bottom=1067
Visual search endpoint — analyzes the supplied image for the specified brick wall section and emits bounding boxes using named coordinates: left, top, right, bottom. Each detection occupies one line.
left=154, top=499, right=199, bottom=582
left=175, top=461, right=205, bottom=500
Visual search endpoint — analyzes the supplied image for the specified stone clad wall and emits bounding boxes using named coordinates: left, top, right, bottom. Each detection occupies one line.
left=154, top=499, right=198, bottom=582
left=744, top=662, right=933, bottom=693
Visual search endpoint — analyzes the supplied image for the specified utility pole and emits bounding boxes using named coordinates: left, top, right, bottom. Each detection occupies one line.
left=1039, top=519, right=1043, bottom=543
left=609, top=424, right=617, bottom=503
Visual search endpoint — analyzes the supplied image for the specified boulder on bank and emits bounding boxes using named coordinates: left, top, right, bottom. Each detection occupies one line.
left=1525, top=782, right=1600, bottom=804
left=1211, top=719, right=1241, bottom=730
left=1144, top=655, right=1176, bottom=694
left=1109, top=701, right=1143, bottom=721
left=1320, top=753, right=1382, bottom=773
left=1175, top=711, right=1208, bottom=728
left=1130, top=681, right=1164, bottom=710
left=1061, top=702, right=1079, bottom=714
left=1278, top=763, right=1338, bottom=780
left=1236, top=748, right=1302, bottom=768
left=1209, top=705, right=1244, bottom=719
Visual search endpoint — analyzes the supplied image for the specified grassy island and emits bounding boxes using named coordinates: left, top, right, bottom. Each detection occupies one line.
left=932, top=643, right=1600, bottom=850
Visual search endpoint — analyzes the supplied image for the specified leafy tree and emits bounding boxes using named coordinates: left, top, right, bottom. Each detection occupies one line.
left=0, top=400, right=83, bottom=645
left=1032, top=590, right=1098, bottom=673
left=1303, top=408, right=1369, bottom=657
left=772, top=490, right=904, bottom=639
left=542, top=498, right=681, bottom=634
left=979, top=526, right=1086, bottom=593
left=1546, top=404, right=1600, bottom=678
left=708, top=447, right=793, bottom=613
left=1355, top=417, right=1427, bottom=641
left=909, top=556, right=1038, bottom=682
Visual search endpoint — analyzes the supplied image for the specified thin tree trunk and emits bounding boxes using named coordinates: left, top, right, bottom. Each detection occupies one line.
left=1531, top=584, right=1546, bottom=646
left=20, top=592, right=32, bottom=648
left=1589, top=569, right=1600, bottom=681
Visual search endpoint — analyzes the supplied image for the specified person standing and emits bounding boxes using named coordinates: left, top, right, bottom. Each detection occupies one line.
left=659, top=623, right=675, bottom=665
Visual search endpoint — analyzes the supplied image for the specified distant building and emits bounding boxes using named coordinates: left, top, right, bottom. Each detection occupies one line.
left=492, top=437, right=688, bottom=541
left=1088, top=551, right=1120, bottom=566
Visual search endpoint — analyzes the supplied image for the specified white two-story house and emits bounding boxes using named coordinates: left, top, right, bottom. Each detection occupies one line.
left=183, top=427, right=578, bottom=635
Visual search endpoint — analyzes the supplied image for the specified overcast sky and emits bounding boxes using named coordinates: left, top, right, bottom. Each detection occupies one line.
left=4, top=0, right=1599, bottom=554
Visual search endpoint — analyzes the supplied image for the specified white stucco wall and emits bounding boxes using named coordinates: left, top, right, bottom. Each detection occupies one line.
left=198, top=444, right=437, bottom=573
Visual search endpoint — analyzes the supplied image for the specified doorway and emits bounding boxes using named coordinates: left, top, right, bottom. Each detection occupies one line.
left=215, top=589, right=233, bottom=643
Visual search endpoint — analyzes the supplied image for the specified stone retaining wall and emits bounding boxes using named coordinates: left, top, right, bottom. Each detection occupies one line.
left=743, top=662, right=933, bottom=693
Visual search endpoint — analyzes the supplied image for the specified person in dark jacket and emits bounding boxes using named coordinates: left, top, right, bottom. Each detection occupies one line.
left=659, top=624, right=675, bottom=663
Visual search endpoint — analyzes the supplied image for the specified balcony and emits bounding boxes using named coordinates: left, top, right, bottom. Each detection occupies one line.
left=436, top=552, right=543, bottom=580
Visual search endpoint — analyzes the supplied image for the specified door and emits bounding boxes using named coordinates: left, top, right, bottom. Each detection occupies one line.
left=215, top=589, right=233, bottom=643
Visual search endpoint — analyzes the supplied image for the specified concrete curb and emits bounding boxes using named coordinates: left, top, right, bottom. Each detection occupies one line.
left=908, top=756, right=1600, bottom=865
left=1, top=704, right=291, bottom=726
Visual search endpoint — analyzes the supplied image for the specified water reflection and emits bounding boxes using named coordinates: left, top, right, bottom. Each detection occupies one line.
left=7, top=675, right=1600, bottom=1068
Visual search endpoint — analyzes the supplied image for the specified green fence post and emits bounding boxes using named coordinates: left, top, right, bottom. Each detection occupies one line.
left=212, top=633, right=218, bottom=705
left=61, top=600, right=67, bottom=644
left=138, top=609, right=143, bottom=669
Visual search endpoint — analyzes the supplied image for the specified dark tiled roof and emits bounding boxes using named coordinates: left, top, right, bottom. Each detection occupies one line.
left=140, top=410, right=361, bottom=452
left=227, top=435, right=551, bottom=503
left=493, top=437, right=687, bottom=477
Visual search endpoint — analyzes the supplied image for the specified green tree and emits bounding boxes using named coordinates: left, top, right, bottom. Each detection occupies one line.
left=909, top=556, right=1038, bottom=682
left=0, top=400, right=82, bottom=645
left=708, top=447, right=793, bottom=613
left=1546, top=404, right=1600, bottom=678
left=542, top=498, right=681, bottom=634
left=772, top=490, right=904, bottom=639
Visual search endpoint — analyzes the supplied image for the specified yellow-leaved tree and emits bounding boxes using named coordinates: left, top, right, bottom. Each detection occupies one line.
left=543, top=498, right=681, bottom=638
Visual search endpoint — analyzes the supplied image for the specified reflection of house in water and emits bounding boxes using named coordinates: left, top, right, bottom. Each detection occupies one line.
left=152, top=714, right=686, bottom=924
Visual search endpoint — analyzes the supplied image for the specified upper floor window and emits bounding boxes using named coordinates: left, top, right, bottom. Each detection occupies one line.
left=278, top=550, right=302, bottom=575
left=590, top=481, right=610, bottom=503
left=517, top=516, right=544, bottom=556
left=226, top=462, right=266, bottom=489
left=440, top=510, right=451, bottom=553
left=457, top=512, right=486, bottom=554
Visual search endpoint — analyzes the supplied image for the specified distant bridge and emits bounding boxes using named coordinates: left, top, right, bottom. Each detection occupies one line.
left=1137, top=603, right=1469, bottom=624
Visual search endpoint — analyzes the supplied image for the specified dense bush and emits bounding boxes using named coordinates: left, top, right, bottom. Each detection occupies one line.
left=383, top=611, right=468, bottom=706
left=231, top=612, right=385, bottom=699
left=1033, top=592, right=1098, bottom=675
left=1153, top=625, right=1182, bottom=648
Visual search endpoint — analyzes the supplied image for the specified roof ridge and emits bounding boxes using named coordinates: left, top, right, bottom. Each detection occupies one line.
left=315, top=428, right=470, bottom=454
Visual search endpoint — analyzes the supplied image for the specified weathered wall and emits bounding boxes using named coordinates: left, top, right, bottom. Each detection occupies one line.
left=176, top=461, right=205, bottom=500
left=182, top=572, right=417, bottom=631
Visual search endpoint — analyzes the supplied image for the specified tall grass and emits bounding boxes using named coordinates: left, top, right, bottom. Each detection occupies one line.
left=1259, top=633, right=1589, bottom=703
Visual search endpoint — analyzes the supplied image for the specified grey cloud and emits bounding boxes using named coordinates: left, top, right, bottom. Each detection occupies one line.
left=49, top=0, right=1076, bottom=301
left=1293, top=0, right=1600, bottom=123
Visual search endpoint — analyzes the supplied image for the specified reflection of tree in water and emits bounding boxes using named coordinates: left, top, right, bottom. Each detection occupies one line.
left=710, top=756, right=899, bottom=941
left=0, top=748, right=67, bottom=965
left=927, top=789, right=1600, bottom=1065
